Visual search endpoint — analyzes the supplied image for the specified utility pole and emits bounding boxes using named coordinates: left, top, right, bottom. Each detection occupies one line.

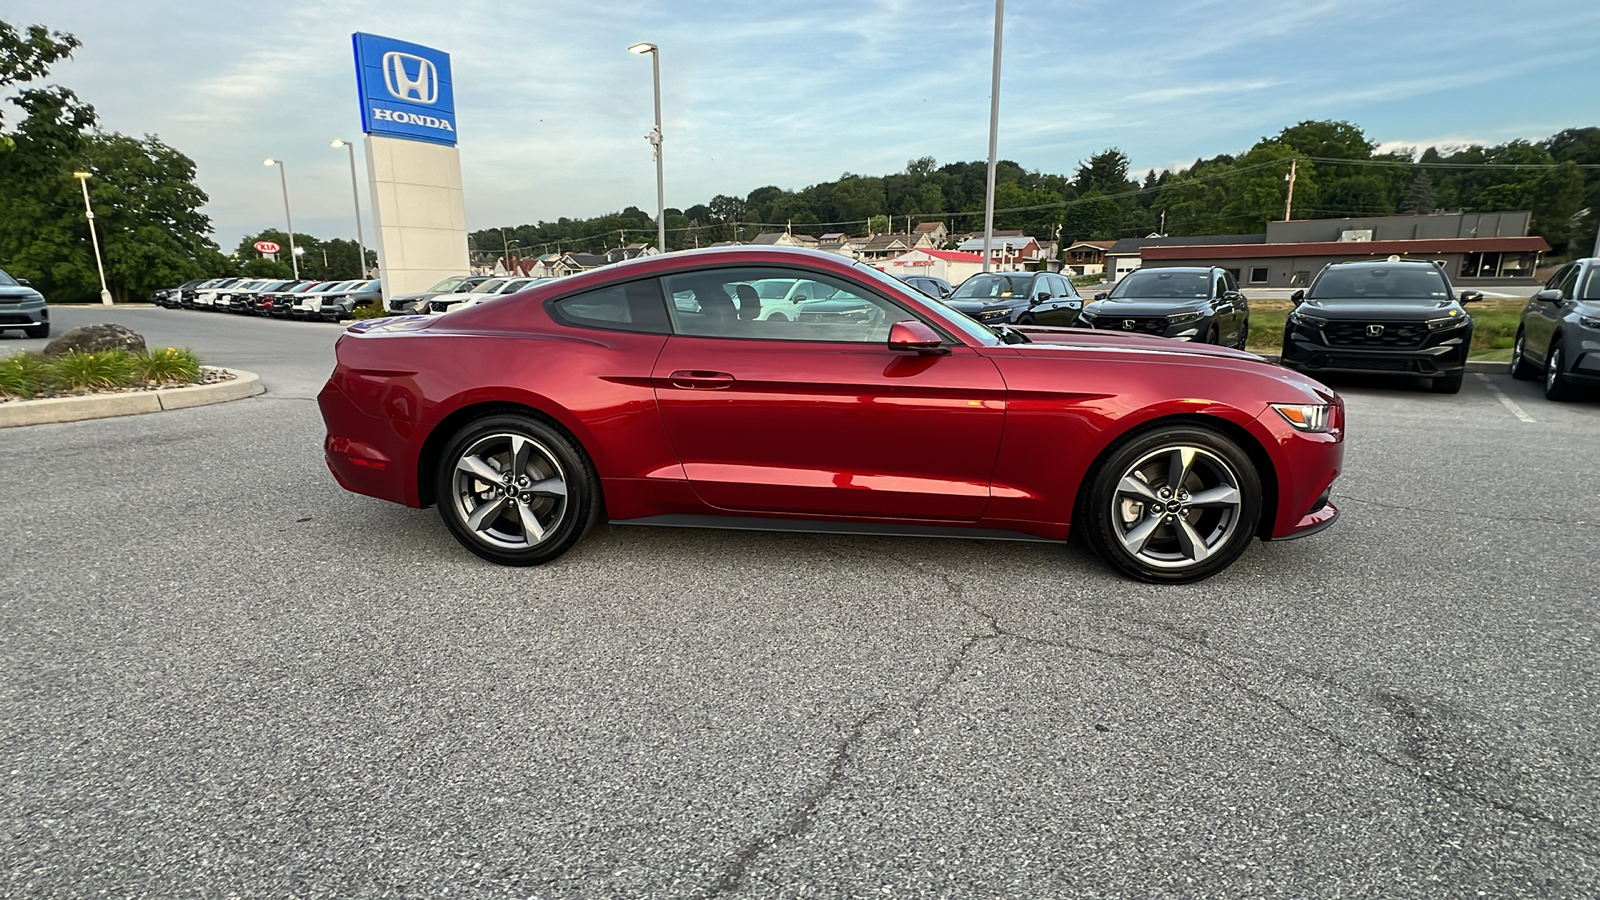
left=1159, top=210, right=1166, bottom=236
left=1284, top=158, right=1298, bottom=222
left=981, top=0, right=1005, bottom=273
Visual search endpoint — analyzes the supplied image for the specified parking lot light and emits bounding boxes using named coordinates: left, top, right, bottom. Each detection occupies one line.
left=263, top=158, right=299, bottom=279
left=72, top=171, right=114, bottom=305
left=331, top=140, right=370, bottom=279
left=628, top=42, right=666, bottom=254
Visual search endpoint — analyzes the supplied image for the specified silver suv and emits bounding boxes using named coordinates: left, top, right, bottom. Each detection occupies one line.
left=0, top=268, right=49, bottom=338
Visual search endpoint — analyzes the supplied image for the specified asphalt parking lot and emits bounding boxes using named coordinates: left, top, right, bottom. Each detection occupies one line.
left=4, top=307, right=1598, bottom=898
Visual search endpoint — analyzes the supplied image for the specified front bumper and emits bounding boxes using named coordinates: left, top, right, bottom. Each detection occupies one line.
left=1280, top=328, right=1470, bottom=378
left=0, top=297, right=47, bottom=329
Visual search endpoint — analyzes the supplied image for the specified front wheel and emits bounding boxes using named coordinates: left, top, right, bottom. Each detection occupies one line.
left=1081, top=426, right=1262, bottom=583
left=1429, top=371, right=1464, bottom=394
left=1509, top=329, right=1538, bottom=380
left=435, top=414, right=600, bottom=565
left=1017, top=314, right=1035, bottom=326
left=24, top=323, right=49, bottom=339
left=1234, top=318, right=1250, bottom=350
left=1545, top=341, right=1579, bottom=401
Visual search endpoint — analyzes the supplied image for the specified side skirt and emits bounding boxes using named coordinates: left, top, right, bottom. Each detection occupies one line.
left=609, top=514, right=1064, bottom=544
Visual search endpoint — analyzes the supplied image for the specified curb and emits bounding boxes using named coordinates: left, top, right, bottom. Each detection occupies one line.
left=0, top=369, right=264, bottom=429
left=1255, top=354, right=1506, bottom=374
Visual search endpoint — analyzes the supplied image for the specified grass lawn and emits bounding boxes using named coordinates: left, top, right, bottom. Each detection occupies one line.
left=1244, top=297, right=1526, bottom=359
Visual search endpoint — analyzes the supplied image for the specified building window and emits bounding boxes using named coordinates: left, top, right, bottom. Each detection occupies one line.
left=1249, top=267, right=1269, bottom=284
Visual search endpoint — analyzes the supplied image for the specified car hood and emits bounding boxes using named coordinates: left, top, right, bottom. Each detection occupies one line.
left=945, top=298, right=1020, bottom=314
left=1296, top=298, right=1458, bottom=319
left=1084, top=299, right=1207, bottom=317
left=0, top=286, right=43, bottom=301
left=1009, top=326, right=1259, bottom=361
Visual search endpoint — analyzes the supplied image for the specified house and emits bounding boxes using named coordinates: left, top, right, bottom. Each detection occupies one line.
left=954, top=234, right=1041, bottom=270
left=875, top=248, right=987, bottom=286
left=1060, top=240, right=1115, bottom=276
left=750, top=232, right=811, bottom=248
left=857, top=233, right=927, bottom=261
left=912, top=221, right=949, bottom=246
left=817, top=234, right=867, bottom=259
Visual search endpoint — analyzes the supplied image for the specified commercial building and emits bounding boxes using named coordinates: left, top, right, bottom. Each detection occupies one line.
left=1106, top=212, right=1548, bottom=286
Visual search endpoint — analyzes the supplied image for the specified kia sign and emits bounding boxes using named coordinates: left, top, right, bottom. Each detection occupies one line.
left=254, top=240, right=281, bottom=254
left=352, top=33, right=457, bottom=146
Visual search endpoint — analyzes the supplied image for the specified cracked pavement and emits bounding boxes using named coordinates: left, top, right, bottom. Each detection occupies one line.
left=2, top=309, right=1598, bottom=897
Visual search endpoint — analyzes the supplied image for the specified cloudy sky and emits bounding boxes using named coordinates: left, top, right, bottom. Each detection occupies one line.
left=8, top=0, right=1600, bottom=249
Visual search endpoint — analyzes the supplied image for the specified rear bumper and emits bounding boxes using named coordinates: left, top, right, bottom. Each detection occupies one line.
left=317, top=379, right=420, bottom=507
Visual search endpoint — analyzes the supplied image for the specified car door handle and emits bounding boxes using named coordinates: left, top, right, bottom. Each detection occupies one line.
left=668, top=370, right=735, bottom=389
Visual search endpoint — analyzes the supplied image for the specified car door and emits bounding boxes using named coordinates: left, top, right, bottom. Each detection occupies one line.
left=1220, top=270, right=1246, bottom=344
left=1527, top=265, right=1575, bottom=362
left=651, top=265, right=1008, bottom=521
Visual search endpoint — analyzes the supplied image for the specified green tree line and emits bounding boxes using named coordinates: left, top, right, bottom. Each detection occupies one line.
left=478, top=121, right=1600, bottom=260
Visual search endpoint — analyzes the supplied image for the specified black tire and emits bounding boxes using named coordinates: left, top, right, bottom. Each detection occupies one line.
left=1234, top=318, right=1250, bottom=350
left=1430, top=371, right=1464, bottom=394
left=1510, top=329, right=1538, bottom=380
left=1018, top=314, right=1036, bottom=326
left=434, top=413, right=600, bottom=565
left=1204, top=324, right=1220, bottom=345
left=1544, top=340, right=1579, bottom=401
left=23, top=323, right=48, bottom=339
left=1080, top=425, right=1262, bottom=584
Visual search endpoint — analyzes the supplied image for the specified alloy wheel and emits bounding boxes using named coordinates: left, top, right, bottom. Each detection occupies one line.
left=1110, top=445, right=1244, bottom=571
left=449, top=432, right=570, bottom=550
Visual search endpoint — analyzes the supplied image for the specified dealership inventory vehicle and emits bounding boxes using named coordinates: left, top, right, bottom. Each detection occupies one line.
left=895, top=273, right=954, bottom=300
left=153, top=279, right=207, bottom=308
left=216, top=279, right=291, bottom=313
left=1279, top=258, right=1478, bottom=394
left=316, top=279, right=384, bottom=321
left=292, top=281, right=361, bottom=319
left=258, top=281, right=323, bottom=317
left=1080, top=267, right=1249, bottom=348
left=182, top=278, right=241, bottom=309
left=0, top=267, right=49, bottom=338
left=1511, top=257, right=1600, bottom=400
left=386, top=275, right=493, bottom=314
left=320, top=246, right=1344, bottom=583
left=433, top=277, right=549, bottom=314
left=943, top=271, right=1082, bottom=326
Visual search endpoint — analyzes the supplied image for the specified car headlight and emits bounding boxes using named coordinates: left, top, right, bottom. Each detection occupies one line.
left=1271, top=403, right=1334, bottom=433
left=1286, top=311, right=1327, bottom=327
left=1426, top=312, right=1469, bottom=331
left=1579, top=315, right=1600, bottom=329
left=1167, top=310, right=1203, bottom=324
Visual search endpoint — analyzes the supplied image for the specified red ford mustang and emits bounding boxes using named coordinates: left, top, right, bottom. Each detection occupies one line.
left=318, top=247, right=1343, bottom=582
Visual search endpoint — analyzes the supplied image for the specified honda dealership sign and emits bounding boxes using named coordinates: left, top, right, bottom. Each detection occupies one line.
left=352, top=33, right=457, bottom=145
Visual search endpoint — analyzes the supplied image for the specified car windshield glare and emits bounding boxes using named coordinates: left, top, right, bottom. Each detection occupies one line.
left=1109, top=270, right=1210, bottom=300
left=1309, top=267, right=1450, bottom=300
left=951, top=274, right=1030, bottom=299
left=470, top=279, right=507, bottom=293
left=429, top=277, right=466, bottom=292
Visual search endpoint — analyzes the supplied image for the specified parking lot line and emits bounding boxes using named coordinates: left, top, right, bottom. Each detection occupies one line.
left=1476, top=373, right=1535, bottom=423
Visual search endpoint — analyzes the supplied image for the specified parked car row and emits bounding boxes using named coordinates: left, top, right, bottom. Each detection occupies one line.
left=151, top=278, right=383, bottom=321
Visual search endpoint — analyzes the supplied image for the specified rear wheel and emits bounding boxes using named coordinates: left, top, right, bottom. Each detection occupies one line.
left=1510, top=329, right=1538, bottom=380
left=434, top=414, right=599, bottom=565
left=1545, top=340, right=1578, bottom=401
left=1082, top=426, right=1262, bottom=583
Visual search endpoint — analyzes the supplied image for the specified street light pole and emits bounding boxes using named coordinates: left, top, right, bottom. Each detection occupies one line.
left=71, top=171, right=113, bottom=305
left=629, top=42, right=666, bottom=254
left=981, top=0, right=1004, bottom=274
left=331, top=140, right=369, bottom=278
left=263, top=158, right=299, bottom=279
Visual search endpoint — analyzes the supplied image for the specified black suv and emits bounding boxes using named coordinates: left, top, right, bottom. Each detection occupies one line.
left=943, top=271, right=1083, bottom=326
left=1280, top=259, right=1480, bottom=394
left=1080, top=266, right=1248, bottom=347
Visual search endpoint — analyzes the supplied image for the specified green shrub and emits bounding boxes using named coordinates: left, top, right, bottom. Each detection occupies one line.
left=0, top=352, right=50, bottom=398
left=136, top=347, right=203, bottom=384
left=349, top=302, right=388, bottom=320
left=49, top=351, right=138, bottom=391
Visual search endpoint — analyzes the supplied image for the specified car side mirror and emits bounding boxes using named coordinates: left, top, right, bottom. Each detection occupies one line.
left=1222, top=290, right=1242, bottom=302
left=16, top=278, right=30, bottom=286
left=1458, top=290, right=1483, bottom=304
left=1533, top=288, right=1562, bottom=303
left=1093, top=292, right=1108, bottom=301
left=1290, top=289, right=1305, bottom=305
left=887, top=319, right=947, bottom=354
left=1035, top=291, right=1050, bottom=303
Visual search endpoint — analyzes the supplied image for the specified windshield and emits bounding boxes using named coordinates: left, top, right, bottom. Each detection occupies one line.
left=1308, top=266, right=1450, bottom=300
left=470, top=279, right=508, bottom=294
left=353, top=280, right=381, bottom=292
left=428, top=277, right=467, bottom=292
left=850, top=262, right=1001, bottom=347
left=950, top=273, right=1031, bottom=300
left=1108, top=270, right=1210, bottom=300
left=0, top=269, right=18, bottom=287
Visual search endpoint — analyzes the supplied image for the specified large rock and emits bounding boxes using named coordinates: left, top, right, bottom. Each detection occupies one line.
left=43, top=323, right=147, bottom=358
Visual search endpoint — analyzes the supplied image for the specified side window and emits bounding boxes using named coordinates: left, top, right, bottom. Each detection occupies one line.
left=661, top=267, right=904, bottom=343
left=1224, top=271, right=1239, bottom=292
left=1580, top=265, right=1600, bottom=301
left=1546, top=264, right=1572, bottom=290
left=549, top=280, right=670, bottom=333
left=1557, top=266, right=1581, bottom=300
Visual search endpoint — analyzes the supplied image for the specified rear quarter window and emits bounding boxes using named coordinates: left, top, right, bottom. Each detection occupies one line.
left=548, top=280, right=671, bottom=334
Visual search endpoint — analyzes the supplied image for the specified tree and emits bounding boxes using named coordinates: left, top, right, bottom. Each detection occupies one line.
left=1399, top=171, right=1436, bottom=214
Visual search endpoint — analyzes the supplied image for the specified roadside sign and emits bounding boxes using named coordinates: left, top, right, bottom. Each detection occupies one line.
left=255, top=241, right=281, bottom=254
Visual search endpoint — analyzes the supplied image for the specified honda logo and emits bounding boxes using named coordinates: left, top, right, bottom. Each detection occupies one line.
left=1122, top=319, right=1136, bottom=330
left=383, top=52, right=438, bottom=104
left=1366, top=324, right=1385, bottom=337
